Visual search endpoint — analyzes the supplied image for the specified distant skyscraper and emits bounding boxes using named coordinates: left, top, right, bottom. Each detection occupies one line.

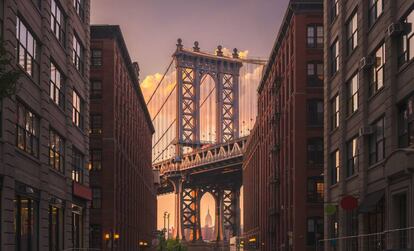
left=202, top=208, right=215, bottom=241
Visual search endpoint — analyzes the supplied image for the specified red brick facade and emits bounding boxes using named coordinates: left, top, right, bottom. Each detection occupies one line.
left=243, top=1, right=323, bottom=250
left=89, top=25, right=156, bottom=251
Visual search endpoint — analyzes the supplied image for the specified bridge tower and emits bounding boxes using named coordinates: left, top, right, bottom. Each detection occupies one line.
left=174, top=38, right=243, bottom=156
left=169, top=39, right=243, bottom=243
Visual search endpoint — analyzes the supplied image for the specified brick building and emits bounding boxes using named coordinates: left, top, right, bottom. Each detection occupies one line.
left=0, top=0, right=91, bottom=250
left=89, top=25, right=157, bottom=250
left=243, top=1, right=324, bottom=250
left=324, top=0, right=414, bottom=250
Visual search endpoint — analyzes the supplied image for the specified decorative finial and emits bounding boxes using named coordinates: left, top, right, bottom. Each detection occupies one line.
left=176, top=38, right=183, bottom=51
left=232, top=48, right=239, bottom=58
left=193, top=41, right=200, bottom=52
left=216, top=45, right=223, bottom=56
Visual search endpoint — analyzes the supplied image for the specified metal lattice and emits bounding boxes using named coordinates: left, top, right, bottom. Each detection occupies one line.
left=223, top=189, right=237, bottom=238
left=222, top=74, right=235, bottom=142
left=181, top=187, right=198, bottom=240
left=181, top=68, right=196, bottom=144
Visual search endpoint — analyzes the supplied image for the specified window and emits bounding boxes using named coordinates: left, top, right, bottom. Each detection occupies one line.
left=91, top=188, right=101, bottom=209
left=307, top=100, right=323, bottom=127
left=330, top=40, right=339, bottom=75
left=329, top=206, right=339, bottom=250
left=398, top=98, right=414, bottom=147
left=307, top=138, right=323, bottom=166
left=51, top=0, right=65, bottom=44
left=399, top=10, right=414, bottom=66
left=331, top=95, right=339, bottom=130
left=347, top=73, right=359, bottom=115
left=366, top=198, right=385, bottom=251
left=307, top=25, right=323, bottom=48
left=72, top=148, right=84, bottom=183
left=15, top=195, right=39, bottom=251
left=72, top=205, right=83, bottom=248
left=49, top=205, right=64, bottom=251
left=330, top=0, right=339, bottom=23
left=72, top=35, right=84, bottom=74
left=49, top=129, right=65, bottom=172
left=346, top=12, right=358, bottom=55
left=91, top=49, right=102, bottom=67
left=16, top=16, right=38, bottom=77
left=369, top=44, right=385, bottom=96
left=345, top=209, right=359, bottom=250
left=16, top=102, right=39, bottom=157
left=307, top=177, right=324, bottom=203
left=90, top=224, right=102, bottom=249
left=369, top=117, right=385, bottom=165
left=346, top=137, right=358, bottom=177
left=394, top=193, right=408, bottom=248
left=331, top=150, right=340, bottom=185
left=307, top=62, right=323, bottom=86
left=0, top=0, right=4, bottom=35
left=307, top=217, right=323, bottom=246
left=72, top=90, right=83, bottom=129
left=89, top=149, right=102, bottom=171
left=90, top=114, right=102, bottom=134
left=369, top=0, right=383, bottom=26
left=73, top=0, right=84, bottom=20
left=50, top=62, right=64, bottom=108
left=90, top=80, right=102, bottom=99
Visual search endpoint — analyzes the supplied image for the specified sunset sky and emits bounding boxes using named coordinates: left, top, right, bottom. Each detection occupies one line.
left=91, top=0, right=289, bottom=230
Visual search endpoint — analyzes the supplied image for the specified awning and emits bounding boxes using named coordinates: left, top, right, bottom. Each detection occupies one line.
left=358, top=190, right=385, bottom=213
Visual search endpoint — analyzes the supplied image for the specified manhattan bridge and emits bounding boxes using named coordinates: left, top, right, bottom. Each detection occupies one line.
left=146, top=39, right=265, bottom=245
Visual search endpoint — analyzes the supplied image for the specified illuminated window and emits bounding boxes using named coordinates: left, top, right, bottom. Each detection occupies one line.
left=16, top=16, right=38, bottom=77
left=307, top=25, right=323, bottom=48
left=331, top=95, right=339, bottom=130
left=89, top=149, right=102, bottom=171
left=369, top=44, right=385, bottom=96
left=16, top=102, right=39, bottom=157
left=73, top=0, right=84, bottom=20
left=72, top=148, right=84, bottom=183
left=72, top=35, right=84, bottom=74
left=330, top=39, right=339, bottom=75
left=307, top=177, right=324, bottom=203
left=330, top=150, right=340, bottom=185
left=346, top=137, right=358, bottom=177
left=50, top=62, right=64, bottom=108
left=346, top=12, right=358, bottom=55
left=399, top=10, right=414, bottom=66
left=72, top=90, right=83, bottom=129
left=49, top=129, right=64, bottom=173
left=51, top=0, right=65, bottom=44
left=369, top=0, right=383, bottom=26
left=347, top=73, right=358, bottom=115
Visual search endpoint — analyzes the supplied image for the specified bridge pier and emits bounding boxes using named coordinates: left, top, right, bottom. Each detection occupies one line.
left=170, top=175, right=184, bottom=240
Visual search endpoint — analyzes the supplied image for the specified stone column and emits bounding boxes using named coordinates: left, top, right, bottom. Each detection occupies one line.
left=170, top=175, right=184, bottom=240
left=215, top=190, right=224, bottom=241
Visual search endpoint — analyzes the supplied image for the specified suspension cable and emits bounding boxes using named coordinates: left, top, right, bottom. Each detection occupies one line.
left=152, top=119, right=176, bottom=149
left=146, top=58, right=174, bottom=105
left=153, top=141, right=174, bottom=163
left=151, top=84, right=177, bottom=122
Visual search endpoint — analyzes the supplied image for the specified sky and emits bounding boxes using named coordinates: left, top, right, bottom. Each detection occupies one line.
left=91, top=0, right=289, bottom=230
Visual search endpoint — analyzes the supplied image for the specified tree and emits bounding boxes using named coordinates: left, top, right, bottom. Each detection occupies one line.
left=0, top=38, right=20, bottom=98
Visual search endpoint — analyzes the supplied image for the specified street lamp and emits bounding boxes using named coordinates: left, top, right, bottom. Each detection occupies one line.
left=104, top=229, right=120, bottom=250
left=163, top=211, right=170, bottom=239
